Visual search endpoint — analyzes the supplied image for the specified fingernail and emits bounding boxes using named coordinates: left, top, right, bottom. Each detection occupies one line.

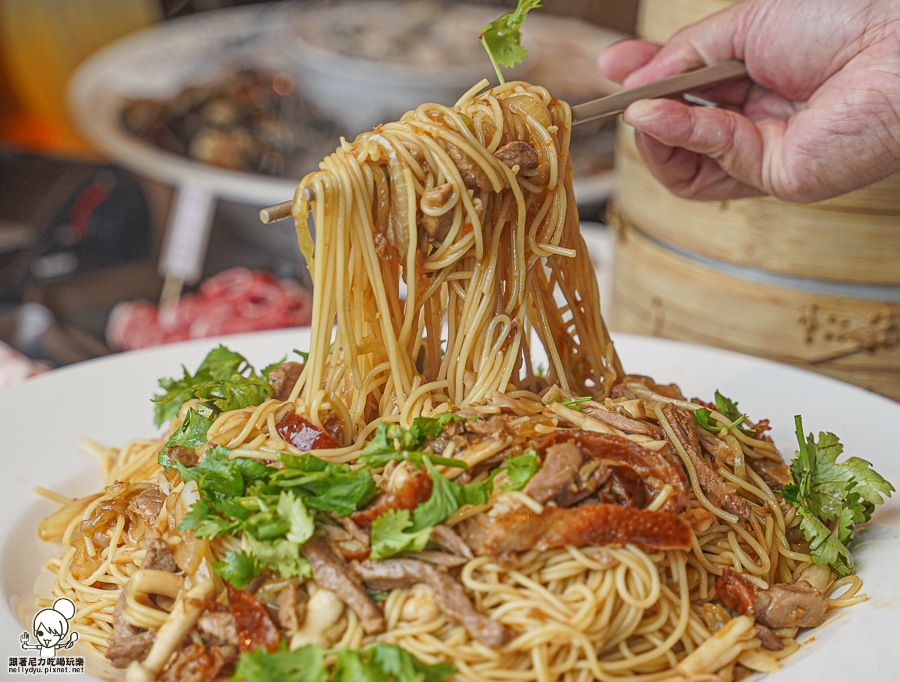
left=623, top=99, right=656, bottom=125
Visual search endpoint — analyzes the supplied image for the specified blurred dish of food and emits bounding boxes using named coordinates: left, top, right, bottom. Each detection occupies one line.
left=120, top=68, right=339, bottom=178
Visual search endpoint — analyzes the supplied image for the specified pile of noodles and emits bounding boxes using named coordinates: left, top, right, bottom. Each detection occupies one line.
left=35, top=82, right=864, bottom=682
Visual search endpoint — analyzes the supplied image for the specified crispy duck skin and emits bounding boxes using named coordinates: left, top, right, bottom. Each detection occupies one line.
left=477, top=504, right=693, bottom=555
left=535, top=431, right=690, bottom=514
left=350, top=471, right=433, bottom=529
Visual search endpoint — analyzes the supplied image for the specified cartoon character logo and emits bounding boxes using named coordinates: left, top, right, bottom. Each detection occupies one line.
left=20, top=598, right=80, bottom=657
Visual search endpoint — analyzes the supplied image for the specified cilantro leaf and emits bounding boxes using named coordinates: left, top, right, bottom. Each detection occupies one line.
left=368, top=644, right=457, bottom=682
left=246, top=532, right=311, bottom=580
left=274, top=453, right=377, bottom=517
left=370, top=509, right=431, bottom=560
left=797, top=507, right=855, bottom=576
left=234, top=643, right=328, bottom=682
left=234, top=643, right=455, bottom=682
left=780, top=416, right=893, bottom=576
left=278, top=491, right=315, bottom=545
left=410, top=457, right=491, bottom=532
left=358, top=416, right=470, bottom=469
left=501, top=450, right=538, bottom=492
left=213, top=550, right=259, bottom=589
left=152, top=345, right=271, bottom=426
left=480, top=0, right=541, bottom=84
left=693, top=391, right=749, bottom=433
left=158, top=405, right=215, bottom=466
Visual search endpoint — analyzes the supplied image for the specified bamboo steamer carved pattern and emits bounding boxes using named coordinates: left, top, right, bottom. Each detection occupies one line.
left=609, top=215, right=900, bottom=401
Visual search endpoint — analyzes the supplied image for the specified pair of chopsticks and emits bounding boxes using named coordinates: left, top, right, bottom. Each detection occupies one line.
left=259, top=60, right=747, bottom=224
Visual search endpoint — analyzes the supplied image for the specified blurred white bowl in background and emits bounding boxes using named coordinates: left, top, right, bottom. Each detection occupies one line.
left=288, top=0, right=536, bottom=134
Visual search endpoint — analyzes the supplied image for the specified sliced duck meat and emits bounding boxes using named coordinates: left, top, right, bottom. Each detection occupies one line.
left=351, top=471, right=433, bottom=529
left=446, top=143, right=493, bottom=191
left=662, top=404, right=752, bottom=520
left=355, top=558, right=510, bottom=647
left=522, top=442, right=609, bottom=507
left=753, top=581, right=828, bottom=629
left=140, top=538, right=178, bottom=573
left=419, top=183, right=455, bottom=243
left=268, top=361, right=303, bottom=401
left=196, top=611, right=239, bottom=647
left=276, top=582, right=309, bottom=634
left=754, top=623, right=785, bottom=651
left=716, top=567, right=827, bottom=629
left=493, top=141, right=539, bottom=170
left=747, top=456, right=792, bottom=491
left=105, top=590, right=154, bottom=668
left=226, top=584, right=280, bottom=653
left=127, top=486, right=167, bottom=526
left=535, top=431, right=689, bottom=514
left=463, top=414, right=513, bottom=441
left=429, top=523, right=474, bottom=559
left=581, top=406, right=663, bottom=438
left=277, top=412, right=343, bottom=451
left=476, top=504, right=693, bottom=556
left=301, top=536, right=385, bottom=634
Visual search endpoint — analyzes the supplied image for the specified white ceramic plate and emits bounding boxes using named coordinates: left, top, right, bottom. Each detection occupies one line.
left=2, top=329, right=898, bottom=679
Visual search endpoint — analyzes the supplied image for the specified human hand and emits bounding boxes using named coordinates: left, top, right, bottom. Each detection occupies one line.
left=598, top=0, right=900, bottom=203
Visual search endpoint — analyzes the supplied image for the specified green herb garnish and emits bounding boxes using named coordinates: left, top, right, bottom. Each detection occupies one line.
left=233, top=642, right=455, bottom=682
left=780, top=416, right=893, bottom=576
left=479, top=0, right=541, bottom=85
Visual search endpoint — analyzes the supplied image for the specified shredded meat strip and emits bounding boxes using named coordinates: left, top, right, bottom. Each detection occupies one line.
left=523, top=442, right=609, bottom=507
left=535, top=430, right=689, bottom=514
left=355, top=558, right=510, bottom=647
left=429, top=523, right=474, bottom=559
left=662, top=404, right=752, bottom=519
left=104, top=590, right=154, bottom=668
left=582, top=405, right=663, bottom=438
left=476, top=504, right=693, bottom=556
left=716, top=567, right=827, bottom=629
left=301, top=536, right=385, bottom=634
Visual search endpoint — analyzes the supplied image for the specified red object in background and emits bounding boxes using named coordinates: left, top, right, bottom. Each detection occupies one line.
left=106, top=268, right=312, bottom=351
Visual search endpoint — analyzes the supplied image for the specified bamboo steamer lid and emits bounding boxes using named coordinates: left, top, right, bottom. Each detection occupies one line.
left=620, top=0, right=900, bottom=284
left=608, top=211, right=900, bottom=401
left=617, top=125, right=900, bottom=284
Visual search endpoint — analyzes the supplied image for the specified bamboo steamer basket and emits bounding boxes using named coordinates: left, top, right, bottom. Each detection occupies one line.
left=616, top=125, right=900, bottom=284
left=608, top=214, right=900, bottom=401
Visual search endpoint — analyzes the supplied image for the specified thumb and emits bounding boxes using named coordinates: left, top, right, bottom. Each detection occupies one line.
left=624, top=1, right=752, bottom=88
left=624, top=98, right=786, bottom=198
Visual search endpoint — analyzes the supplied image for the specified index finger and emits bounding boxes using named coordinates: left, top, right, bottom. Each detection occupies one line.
left=623, top=2, right=751, bottom=88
